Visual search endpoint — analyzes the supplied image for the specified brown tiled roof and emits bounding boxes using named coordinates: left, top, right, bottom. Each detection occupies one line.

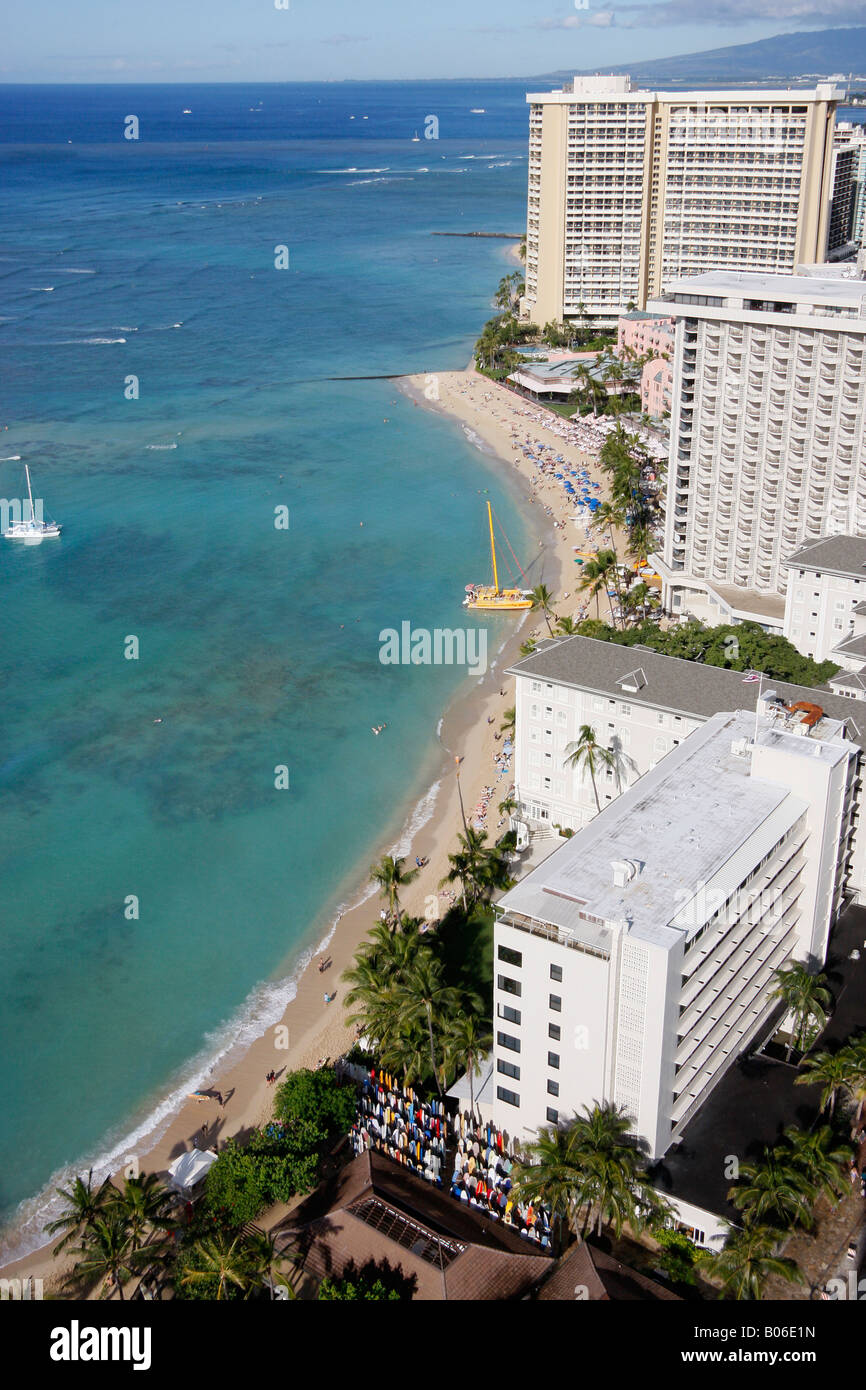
left=281, top=1151, right=551, bottom=1301
left=535, top=1242, right=681, bottom=1301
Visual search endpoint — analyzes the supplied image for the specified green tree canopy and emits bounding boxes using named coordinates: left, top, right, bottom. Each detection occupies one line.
left=273, top=1068, right=357, bottom=1136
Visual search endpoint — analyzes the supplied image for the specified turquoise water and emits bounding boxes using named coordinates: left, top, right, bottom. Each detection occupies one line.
left=0, top=83, right=536, bottom=1254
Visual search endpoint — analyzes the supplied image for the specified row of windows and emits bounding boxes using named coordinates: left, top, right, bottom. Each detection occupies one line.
left=497, top=947, right=563, bottom=984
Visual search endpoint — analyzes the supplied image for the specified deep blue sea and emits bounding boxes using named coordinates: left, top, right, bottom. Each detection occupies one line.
left=0, top=81, right=538, bottom=1257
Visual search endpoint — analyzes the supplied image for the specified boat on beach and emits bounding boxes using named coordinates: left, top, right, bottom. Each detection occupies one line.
left=3, top=464, right=62, bottom=544
left=464, top=501, right=533, bottom=611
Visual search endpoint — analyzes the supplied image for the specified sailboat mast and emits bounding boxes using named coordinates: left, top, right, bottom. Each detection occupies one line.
left=487, top=501, right=500, bottom=595
left=25, top=465, right=35, bottom=524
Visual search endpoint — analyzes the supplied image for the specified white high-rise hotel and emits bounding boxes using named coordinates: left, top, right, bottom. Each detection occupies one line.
left=651, top=270, right=866, bottom=619
left=521, top=76, right=840, bottom=325
left=493, top=706, right=859, bottom=1161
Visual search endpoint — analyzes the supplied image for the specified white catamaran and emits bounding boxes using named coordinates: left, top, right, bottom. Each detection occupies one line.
left=3, top=465, right=62, bottom=544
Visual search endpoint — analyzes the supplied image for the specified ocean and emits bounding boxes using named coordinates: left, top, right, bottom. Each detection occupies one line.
left=0, top=80, right=537, bottom=1258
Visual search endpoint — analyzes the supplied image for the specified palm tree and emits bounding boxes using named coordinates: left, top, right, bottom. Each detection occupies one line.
left=441, top=844, right=472, bottom=912
left=107, top=1172, right=172, bottom=1253
left=244, top=1230, right=298, bottom=1300
left=567, top=1102, right=650, bottom=1239
left=771, top=963, right=832, bottom=1061
left=369, top=854, right=419, bottom=928
left=519, top=638, right=537, bottom=657
left=783, top=1125, right=848, bottom=1206
left=498, top=794, right=518, bottom=818
left=450, top=826, right=513, bottom=906
left=515, top=1103, right=650, bottom=1242
left=531, top=584, right=556, bottom=636
left=555, top=614, right=579, bottom=635
left=564, top=725, right=618, bottom=814
left=499, top=707, right=516, bottom=736
left=511, top=1124, right=586, bottom=1252
left=443, top=1013, right=493, bottom=1122
left=795, top=1046, right=861, bottom=1118
left=380, top=1025, right=432, bottom=1091
left=729, top=1145, right=815, bottom=1231
left=696, top=1225, right=803, bottom=1301
left=591, top=501, right=627, bottom=624
left=578, top=548, right=618, bottom=623
left=179, top=1232, right=255, bottom=1301
left=45, top=1170, right=114, bottom=1254
left=66, top=1213, right=145, bottom=1301
left=397, top=955, right=460, bottom=1096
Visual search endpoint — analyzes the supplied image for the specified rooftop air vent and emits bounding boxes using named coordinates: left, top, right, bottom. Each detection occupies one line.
left=611, top=859, right=640, bottom=888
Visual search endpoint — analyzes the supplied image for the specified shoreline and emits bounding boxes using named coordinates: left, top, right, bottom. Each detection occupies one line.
left=0, top=363, right=603, bottom=1292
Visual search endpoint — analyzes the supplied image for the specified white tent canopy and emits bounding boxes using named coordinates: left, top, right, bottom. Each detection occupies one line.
left=167, top=1148, right=218, bottom=1192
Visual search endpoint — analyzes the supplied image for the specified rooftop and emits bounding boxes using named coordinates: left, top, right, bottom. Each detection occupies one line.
left=508, top=634, right=866, bottom=752
left=829, top=669, right=866, bottom=694
left=527, top=79, right=844, bottom=104
left=498, top=710, right=827, bottom=952
left=535, top=1240, right=681, bottom=1301
left=652, top=269, right=866, bottom=311
left=282, top=1149, right=550, bottom=1301
left=831, top=633, right=866, bottom=659
left=785, top=534, right=866, bottom=580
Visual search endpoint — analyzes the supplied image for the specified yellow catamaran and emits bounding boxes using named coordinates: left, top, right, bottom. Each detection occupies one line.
left=464, top=501, right=533, bottom=611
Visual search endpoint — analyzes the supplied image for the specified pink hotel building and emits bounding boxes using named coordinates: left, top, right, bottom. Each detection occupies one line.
left=617, top=310, right=675, bottom=418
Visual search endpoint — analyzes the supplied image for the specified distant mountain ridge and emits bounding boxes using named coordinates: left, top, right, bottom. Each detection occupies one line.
left=543, top=26, right=866, bottom=86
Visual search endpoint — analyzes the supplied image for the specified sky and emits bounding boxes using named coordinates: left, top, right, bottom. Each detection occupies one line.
left=0, top=0, right=864, bottom=83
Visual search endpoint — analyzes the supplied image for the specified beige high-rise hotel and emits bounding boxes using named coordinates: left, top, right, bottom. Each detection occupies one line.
left=522, top=75, right=842, bottom=325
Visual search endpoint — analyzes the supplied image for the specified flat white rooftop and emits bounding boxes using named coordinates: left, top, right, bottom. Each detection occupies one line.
left=655, top=269, right=866, bottom=309
left=527, top=81, right=844, bottom=104
left=499, top=709, right=846, bottom=953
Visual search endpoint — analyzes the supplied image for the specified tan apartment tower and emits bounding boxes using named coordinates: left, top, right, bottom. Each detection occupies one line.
left=522, top=76, right=841, bottom=326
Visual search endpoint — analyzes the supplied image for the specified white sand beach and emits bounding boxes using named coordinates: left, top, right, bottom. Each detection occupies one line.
left=0, top=364, right=618, bottom=1295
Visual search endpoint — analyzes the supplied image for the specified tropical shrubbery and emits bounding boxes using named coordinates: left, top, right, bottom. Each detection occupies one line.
left=573, top=616, right=840, bottom=687
left=47, top=1067, right=356, bottom=1300
left=343, top=845, right=506, bottom=1099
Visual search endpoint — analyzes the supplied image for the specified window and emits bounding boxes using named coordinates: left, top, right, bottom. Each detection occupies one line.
left=498, top=945, right=523, bottom=967
left=498, top=975, right=521, bottom=998
left=549, top=994, right=562, bottom=1013
left=496, top=1086, right=520, bottom=1107
left=548, top=1023, right=561, bottom=1041
left=548, top=1051, right=560, bottom=1070
left=550, top=963, right=563, bottom=983
left=546, top=1108, right=559, bottom=1124
left=547, top=1079, right=560, bottom=1097
left=497, top=1059, right=520, bottom=1081
left=497, top=1031, right=521, bottom=1054
left=497, top=1004, right=521, bottom=1025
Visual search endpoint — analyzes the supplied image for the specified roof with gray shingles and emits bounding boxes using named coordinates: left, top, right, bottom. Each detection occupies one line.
left=831, top=632, right=866, bottom=658
left=507, top=634, right=866, bottom=750
left=784, top=534, right=866, bottom=579
left=829, top=669, right=866, bottom=692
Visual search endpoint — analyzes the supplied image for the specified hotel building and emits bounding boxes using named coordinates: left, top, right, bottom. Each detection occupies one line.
left=650, top=270, right=866, bottom=623
left=492, top=707, right=859, bottom=1165
left=508, top=633, right=866, bottom=890
left=521, top=76, right=841, bottom=325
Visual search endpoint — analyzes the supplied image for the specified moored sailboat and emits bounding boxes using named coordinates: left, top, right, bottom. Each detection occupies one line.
left=464, top=501, right=533, bottom=611
left=3, top=465, right=62, bottom=544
